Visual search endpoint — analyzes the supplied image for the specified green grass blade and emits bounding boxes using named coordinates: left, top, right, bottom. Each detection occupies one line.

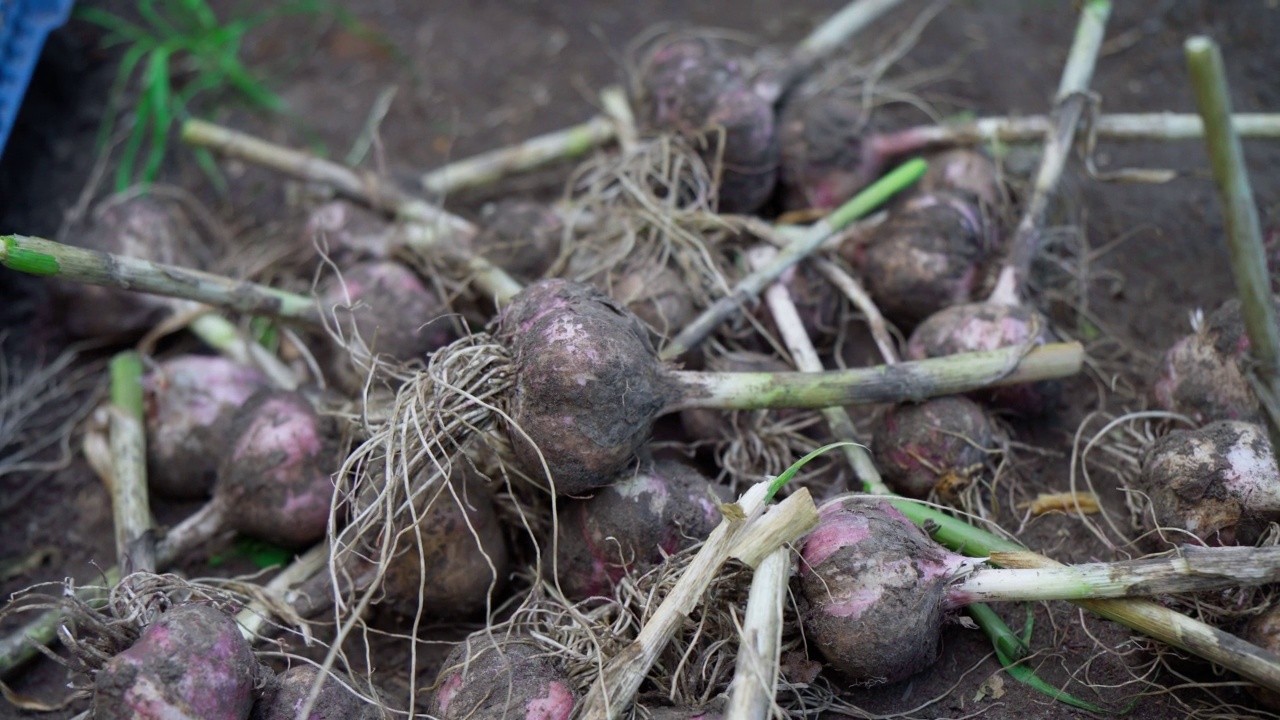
left=826, top=157, right=928, bottom=231
left=178, top=0, right=219, bottom=30
left=93, top=42, right=153, bottom=155
left=84, top=0, right=332, bottom=191
left=194, top=28, right=285, bottom=111
left=173, top=68, right=226, bottom=111
left=219, top=54, right=286, bottom=111
left=196, top=18, right=246, bottom=51
left=998, top=656, right=1111, bottom=713
left=138, top=0, right=182, bottom=38
left=1019, top=601, right=1035, bottom=644
left=967, top=603, right=1125, bottom=713
left=169, top=83, right=229, bottom=195
left=191, top=146, right=229, bottom=195
left=141, top=50, right=174, bottom=183
left=249, top=317, right=281, bottom=353
left=966, top=603, right=1031, bottom=663
left=115, top=90, right=155, bottom=191
left=74, top=8, right=149, bottom=42
left=765, top=442, right=859, bottom=502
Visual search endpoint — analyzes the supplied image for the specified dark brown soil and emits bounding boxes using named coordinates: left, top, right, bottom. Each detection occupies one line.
left=3, top=1, right=1280, bottom=718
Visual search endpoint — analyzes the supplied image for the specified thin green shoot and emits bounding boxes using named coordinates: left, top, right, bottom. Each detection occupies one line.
left=208, top=537, right=292, bottom=569
left=765, top=441, right=859, bottom=502
left=249, top=316, right=280, bottom=354
left=969, top=603, right=1137, bottom=713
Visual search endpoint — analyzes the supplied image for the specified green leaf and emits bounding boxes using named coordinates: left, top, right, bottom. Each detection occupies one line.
left=141, top=50, right=175, bottom=183
left=179, top=0, right=219, bottom=30
left=94, top=42, right=153, bottom=156
left=1019, top=601, right=1035, bottom=644
left=74, top=8, right=149, bottom=42
left=967, top=602, right=1031, bottom=664
left=191, top=147, right=229, bottom=196
left=138, top=0, right=182, bottom=38
left=85, top=0, right=333, bottom=190
left=115, top=90, right=155, bottom=191
left=765, top=441, right=859, bottom=502
left=249, top=317, right=281, bottom=353
left=238, top=538, right=293, bottom=569
left=220, top=54, right=286, bottom=111
left=943, top=110, right=980, bottom=124
left=207, top=538, right=293, bottom=569
left=996, top=652, right=1113, bottom=713
left=1076, top=316, right=1102, bottom=341
left=969, top=602, right=1133, bottom=714
left=825, top=157, right=927, bottom=231
left=172, top=77, right=216, bottom=117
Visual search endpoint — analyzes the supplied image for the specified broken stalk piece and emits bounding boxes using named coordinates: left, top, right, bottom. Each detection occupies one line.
left=421, top=115, right=617, bottom=196
left=180, top=119, right=523, bottom=305
left=953, top=546, right=1280, bottom=604
left=108, top=351, right=155, bottom=575
left=1185, top=35, right=1280, bottom=470
left=905, top=111, right=1280, bottom=146
left=0, top=234, right=320, bottom=325
left=665, top=341, right=1082, bottom=411
left=661, top=157, right=927, bottom=360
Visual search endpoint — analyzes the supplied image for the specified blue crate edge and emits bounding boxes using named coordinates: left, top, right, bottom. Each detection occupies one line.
left=0, top=0, right=78, bottom=159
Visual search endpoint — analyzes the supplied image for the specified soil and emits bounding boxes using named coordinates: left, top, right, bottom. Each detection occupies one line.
left=2, top=1, right=1280, bottom=718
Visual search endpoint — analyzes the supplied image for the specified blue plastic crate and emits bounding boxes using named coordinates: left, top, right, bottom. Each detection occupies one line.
left=0, top=0, right=76, bottom=159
